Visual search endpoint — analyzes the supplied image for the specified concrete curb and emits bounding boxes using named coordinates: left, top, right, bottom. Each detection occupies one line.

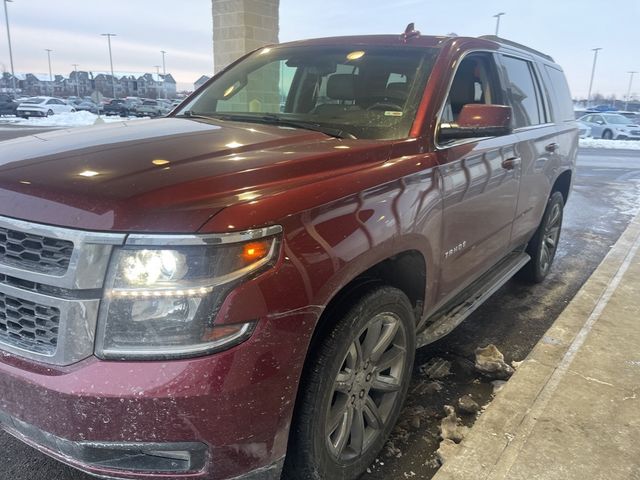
left=432, top=210, right=640, bottom=480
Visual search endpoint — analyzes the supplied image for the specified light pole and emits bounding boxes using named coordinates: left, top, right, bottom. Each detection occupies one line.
left=154, top=65, right=162, bottom=99
left=101, top=33, right=117, bottom=98
left=160, top=50, right=167, bottom=75
left=493, top=12, right=505, bottom=36
left=45, top=48, right=53, bottom=95
left=3, top=0, right=16, bottom=94
left=72, top=63, right=80, bottom=97
left=586, top=48, right=602, bottom=108
left=624, top=71, right=637, bottom=111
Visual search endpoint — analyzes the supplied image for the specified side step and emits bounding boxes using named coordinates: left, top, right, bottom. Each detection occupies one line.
left=416, top=251, right=531, bottom=348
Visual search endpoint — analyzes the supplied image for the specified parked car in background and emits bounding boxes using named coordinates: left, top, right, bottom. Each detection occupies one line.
left=65, top=96, right=82, bottom=106
left=16, top=96, right=76, bottom=118
left=134, top=98, right=172, bottom=117
left=75, top=100, right=102, bottom=114
left=618, top=111, right=640, bottom=123
left=577, top=120, right=591, bottom=138
left=578, top=113, right=640, bottom=139
left=103, top=98, right=139, bottom=117
left=0, top=95, right=19, bottom=116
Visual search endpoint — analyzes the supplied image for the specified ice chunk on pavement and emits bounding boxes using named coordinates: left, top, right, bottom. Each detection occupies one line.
left=491, top=380, right=507, bottom=394
left=436, top=438, right=459, bottom=465
left=439, top=405, right=469, bottom=443
left=457, top=394, right=480, bottom=414
left=475, top=344, right=514, bottom=379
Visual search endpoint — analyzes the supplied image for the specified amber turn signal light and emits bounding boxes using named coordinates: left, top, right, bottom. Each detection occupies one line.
left=242, top=240, right=271, bottom=262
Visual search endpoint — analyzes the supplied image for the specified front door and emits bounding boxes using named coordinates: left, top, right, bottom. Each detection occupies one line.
left=435, top=52, right=521, bottom=304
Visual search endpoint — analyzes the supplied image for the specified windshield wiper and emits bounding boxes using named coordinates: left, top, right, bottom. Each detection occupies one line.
left=174, top=110, right=219, bottom=120
left=204, top=113, right=356, bottom=139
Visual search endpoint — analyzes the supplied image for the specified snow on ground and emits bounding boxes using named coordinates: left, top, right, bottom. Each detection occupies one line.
left=579, top=138, right=640, bottom=150
left=0, top=111, right=149, bottom=127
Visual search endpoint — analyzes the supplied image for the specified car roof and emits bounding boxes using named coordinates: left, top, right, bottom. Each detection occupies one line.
left=275, top=32, right=554, bottom=62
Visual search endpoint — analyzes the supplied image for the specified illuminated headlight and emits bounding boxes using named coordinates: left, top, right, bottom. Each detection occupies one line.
left=95, top=233, right=280, bottom=360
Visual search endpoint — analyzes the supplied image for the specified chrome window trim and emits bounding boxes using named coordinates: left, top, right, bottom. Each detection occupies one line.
left=126, top=225, right=283, bottom=246
left=0, top=281, right=100, bottom=366
left=433, top=48, right=503, bottom=151
left=0, top=215, right=126, bottom=290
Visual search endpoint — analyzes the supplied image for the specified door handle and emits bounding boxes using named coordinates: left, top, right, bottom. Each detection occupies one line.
left=501, top=157, right=521, bottom=170
left=545, top=142, right=559, bottom=153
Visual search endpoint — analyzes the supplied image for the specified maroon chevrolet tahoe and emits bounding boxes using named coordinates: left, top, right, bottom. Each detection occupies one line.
left=0, top=27, right=576, bottom=480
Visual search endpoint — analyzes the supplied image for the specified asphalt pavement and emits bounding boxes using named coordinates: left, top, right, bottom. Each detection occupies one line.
left=0, top=126, right=639, bottom=480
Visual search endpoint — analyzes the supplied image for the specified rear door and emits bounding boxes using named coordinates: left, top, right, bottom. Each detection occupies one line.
left=497, top=54, right=562, bottom=246
left=434, top=51, right=521, bottom=304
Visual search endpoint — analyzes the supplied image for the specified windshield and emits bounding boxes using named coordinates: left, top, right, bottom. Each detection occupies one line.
left=603, top=114, right=633, bottom=125
left=178, top=45, right=438, bottom=140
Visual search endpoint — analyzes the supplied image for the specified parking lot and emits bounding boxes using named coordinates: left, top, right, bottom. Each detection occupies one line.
left=0, top=124, right=638, bottom=479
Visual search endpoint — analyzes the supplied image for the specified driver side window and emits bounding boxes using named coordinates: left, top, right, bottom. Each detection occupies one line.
left=441, top=53, right=502, bottom=124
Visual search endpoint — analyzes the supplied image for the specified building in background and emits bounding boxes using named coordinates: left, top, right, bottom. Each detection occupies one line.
left=0, top=71, right=177, bottom=99
left=194, top=75, right=211, bottom=91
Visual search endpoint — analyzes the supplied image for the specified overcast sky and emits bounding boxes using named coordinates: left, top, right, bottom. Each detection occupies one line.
left=0, top=0, right=637, bottom=97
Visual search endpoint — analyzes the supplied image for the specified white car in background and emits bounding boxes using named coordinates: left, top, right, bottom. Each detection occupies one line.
left=577, top=121, right=591, bottom=138
left=17, top=96, right=76, bottom=118
left=578, top=113, right=640, bottom=140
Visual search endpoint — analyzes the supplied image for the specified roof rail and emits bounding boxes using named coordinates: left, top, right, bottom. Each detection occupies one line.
left=479, top=35, right=554, bottom=62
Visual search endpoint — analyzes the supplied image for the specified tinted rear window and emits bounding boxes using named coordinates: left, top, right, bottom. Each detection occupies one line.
left=544, top=66, right=574, bottom=122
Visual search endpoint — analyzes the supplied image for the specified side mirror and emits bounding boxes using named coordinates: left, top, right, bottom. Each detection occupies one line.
left=439, top=104, right=513, bottom=140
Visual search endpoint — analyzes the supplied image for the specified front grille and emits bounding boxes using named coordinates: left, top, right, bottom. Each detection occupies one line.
left=0, top=216, right=124, bottom=365
left=0, top=291, right=60, bottom=355
left=631, top=130, right=640, bottom=136
left=0, top=226, right=74, bottom=275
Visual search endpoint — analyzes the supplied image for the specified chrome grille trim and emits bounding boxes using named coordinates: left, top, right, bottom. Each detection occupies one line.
left=0, top=282, right=100, bottom=365
left=0, top=216, right=123, bottom=365
left=0, top=216, right=126, bottom=290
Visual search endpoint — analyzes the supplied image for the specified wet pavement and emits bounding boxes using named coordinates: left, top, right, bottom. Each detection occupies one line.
left=0, top=126, right=639, bottom=480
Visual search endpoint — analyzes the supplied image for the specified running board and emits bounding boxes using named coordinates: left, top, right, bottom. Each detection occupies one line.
left=416, top=252, right=531, bottom=348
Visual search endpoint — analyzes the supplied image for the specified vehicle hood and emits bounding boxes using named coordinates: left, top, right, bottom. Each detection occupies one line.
left=0, top=118, right=389, bottom=232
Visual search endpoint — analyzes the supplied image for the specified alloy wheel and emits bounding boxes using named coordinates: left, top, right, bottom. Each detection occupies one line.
left=325, top=312, right=407, bottom=462
left=539, top=202, right=561, bottom=274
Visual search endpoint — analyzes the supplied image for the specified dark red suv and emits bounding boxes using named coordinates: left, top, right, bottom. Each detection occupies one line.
left=0, top=27, right=576, bottom=480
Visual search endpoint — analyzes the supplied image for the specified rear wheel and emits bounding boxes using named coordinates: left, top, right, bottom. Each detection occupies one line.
left=284, top=286, right=416, bottom=480
left=602, top=129, right=613, bottom=140
left=519, top=191, right=564, bottom=283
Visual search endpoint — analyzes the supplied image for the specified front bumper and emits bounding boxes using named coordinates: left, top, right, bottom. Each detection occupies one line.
left=0, top=308, right=316, bottom=479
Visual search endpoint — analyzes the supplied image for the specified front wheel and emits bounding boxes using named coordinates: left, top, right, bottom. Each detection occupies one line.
left=519, top=191, right=564, bottom=283
left=284, top=286, right=416, bottom=480
left=46, top=109, right=54, bottom=116
left=602, top=130, right=613, bottom=140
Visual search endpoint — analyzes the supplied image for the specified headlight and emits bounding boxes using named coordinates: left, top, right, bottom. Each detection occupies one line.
left=95, top=230, right=280, bottom=360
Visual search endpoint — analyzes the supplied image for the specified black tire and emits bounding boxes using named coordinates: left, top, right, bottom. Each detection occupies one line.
left=283, top=286, right=416, bottom=480
left=519, top=191, right=564, bottom=283
left=602, top=130, right=613, bottom=140
left=46, top=109, right=54, bottom=116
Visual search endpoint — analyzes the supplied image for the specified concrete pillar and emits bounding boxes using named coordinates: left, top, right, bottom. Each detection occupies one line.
left=212, top=0, right=280, bottom=74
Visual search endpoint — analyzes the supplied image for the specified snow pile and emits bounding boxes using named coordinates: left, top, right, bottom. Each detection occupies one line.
left=580, top=138, right=640, bottom=150
left=2, top=111, right=149, bottom=127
